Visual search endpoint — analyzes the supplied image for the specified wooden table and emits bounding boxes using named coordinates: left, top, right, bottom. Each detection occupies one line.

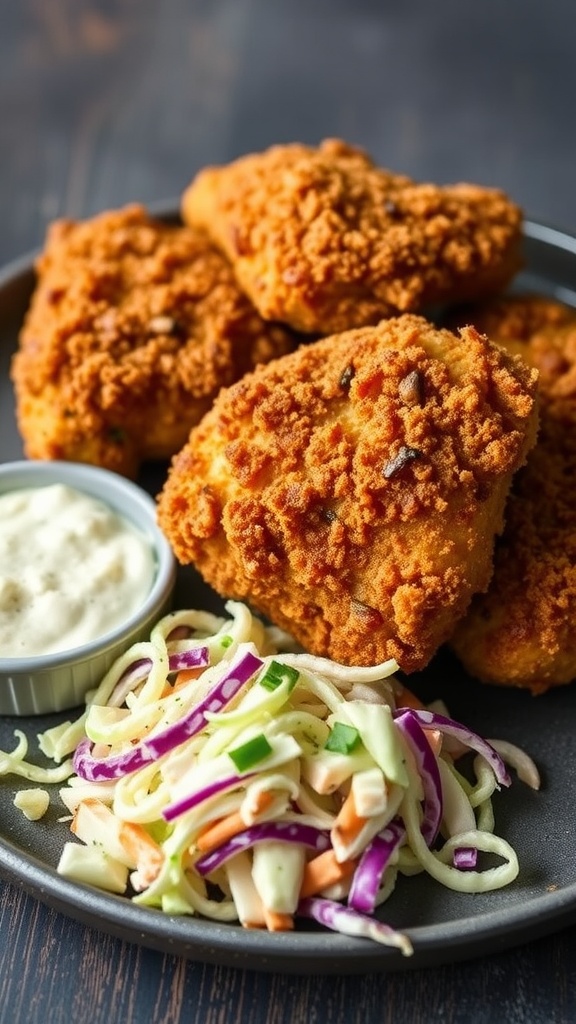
left=2, top=2, right=576, bottom=1021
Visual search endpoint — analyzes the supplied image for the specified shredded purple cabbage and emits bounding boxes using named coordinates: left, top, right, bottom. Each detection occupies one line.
left=195, top=821, right=331, bottom=875
left=348, top=821, right=405, bottom=913
left=163, top=772, right=253, bottom=823
left=297, top=897, right=413, bottom=955
left=73, top=650, right=262, bottom=782
left=108, top=648, right=210, bottom=707
left=453, top=846, right=478, bottom=870
left=395, top=710, right=443, bottom=846
left=395, top=708, right=510, bottom=787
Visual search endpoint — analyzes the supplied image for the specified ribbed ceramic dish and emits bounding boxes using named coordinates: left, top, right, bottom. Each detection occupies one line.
left=0, top=459, right=176, bottom=715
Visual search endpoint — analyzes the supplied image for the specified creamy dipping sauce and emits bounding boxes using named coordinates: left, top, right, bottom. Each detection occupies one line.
left=0, top=483, right=156, bottom=658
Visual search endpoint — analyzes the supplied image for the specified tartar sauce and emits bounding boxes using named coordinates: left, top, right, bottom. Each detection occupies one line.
left=0, top=483, right=156, bottom=658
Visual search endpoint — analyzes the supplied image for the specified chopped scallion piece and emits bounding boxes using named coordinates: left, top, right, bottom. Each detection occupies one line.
left=324, top=722, right=361, bottom=755
left=220, top=635, right=234, bottom=649
left=259, top=660, right=300, bottom=692
left=228, top=733, right=273, bottom=772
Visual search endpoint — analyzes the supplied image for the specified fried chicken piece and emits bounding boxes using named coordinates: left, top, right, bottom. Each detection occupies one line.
left=181, top=139, right=523, bottom=334
left=449, top=295, right=576, bottom=692
left=11, top=204, right=297, bottom=478
left=444, top=292, right=576, bottom=359
left=157, top=314, right=538, bottom=672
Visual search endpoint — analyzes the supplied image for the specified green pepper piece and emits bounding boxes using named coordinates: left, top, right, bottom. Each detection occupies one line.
left=324, top=722, right=361, bottom=755
left=259, top=660, right=299, bottom=692
left=228, top=733, right=273, bottom=772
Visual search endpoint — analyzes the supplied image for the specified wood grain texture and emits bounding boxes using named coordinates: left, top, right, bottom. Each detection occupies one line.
left=2, top=1, right=576, bottom=1021
left=2, top=880, right=576, bottom=1024
left=2, top=0, right=576, bottom=267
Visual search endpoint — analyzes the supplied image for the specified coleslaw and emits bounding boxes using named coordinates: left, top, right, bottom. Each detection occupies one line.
left=0, top=600, right=540, bottom=956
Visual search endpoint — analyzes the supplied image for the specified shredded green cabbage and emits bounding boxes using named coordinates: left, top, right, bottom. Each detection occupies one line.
left=0, top=600, right=539, bottom=954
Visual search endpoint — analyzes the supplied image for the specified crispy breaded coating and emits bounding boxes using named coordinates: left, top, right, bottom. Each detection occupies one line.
left=181, top=139, right=523, bottom=334
left=449, top=295, right=576, bottom=692
left=157, top=314, right=538, bottom=672
left=444, top=293, right=576, bottom=359
left=11, top=204, right=297, bottom=477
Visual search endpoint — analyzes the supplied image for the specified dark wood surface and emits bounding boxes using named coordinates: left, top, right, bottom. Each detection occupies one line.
left=2, top=2, right=576, bottom=1021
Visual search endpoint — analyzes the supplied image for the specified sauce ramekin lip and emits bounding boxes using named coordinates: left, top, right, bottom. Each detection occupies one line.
left=0, top=460, right=177, bottom=714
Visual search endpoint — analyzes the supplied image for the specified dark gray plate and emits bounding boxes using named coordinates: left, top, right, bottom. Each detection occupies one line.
left=1, top=220, right=576, bottom=975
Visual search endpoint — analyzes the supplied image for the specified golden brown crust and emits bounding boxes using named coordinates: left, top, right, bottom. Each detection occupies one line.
left=157, top=314, right=538, bottom=672
left=443, top=293, right=576, bottom=359
left=182, top=139, right=523, bottom=334
left=449, top=295, right=576, bottom=692
left=11, top=204, right=297, bottom=477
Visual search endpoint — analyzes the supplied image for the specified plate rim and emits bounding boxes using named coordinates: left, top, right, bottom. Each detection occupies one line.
left=3, top=214, right=576, bottom=285
left=1, top=215, right=576, bottom=974
left=1, top=827, right=576, bottom=975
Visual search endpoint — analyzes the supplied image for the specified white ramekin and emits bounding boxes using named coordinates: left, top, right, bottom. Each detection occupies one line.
left=0, top=460, right=176, bottom=715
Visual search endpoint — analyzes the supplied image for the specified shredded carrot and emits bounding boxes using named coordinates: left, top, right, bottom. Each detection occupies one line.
left=299, top=849, right=358, bottom=899
left=195, top=791, right=274, bottom=853
left=332, top=789, right=368, bottom=847
left=70, top=797, right=108, bottom=836
left=396, top=685, right=443, bottom=754
left=175, top=668, right=203, bottom=687
left=161, top=667, right=203, bottom=698
left=263, top=908, right=294, bottom=932
left=423, top=727, right=443, bottom=756
left=119, top=822, right=164, bottom=885
left=395, top=683, right=427, bottom=711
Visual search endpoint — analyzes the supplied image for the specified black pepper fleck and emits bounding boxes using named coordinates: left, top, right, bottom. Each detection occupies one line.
left=398, top=370, right=424, bottom=407
left=108, top=426, right=126, bottom=445
left=350, top=599, right=384, bottom=627
left=382, top=445, right=422, bottom=479
left=339, top=364, right=355, bottom=391
left=320, top=508, right=338, bottom=523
